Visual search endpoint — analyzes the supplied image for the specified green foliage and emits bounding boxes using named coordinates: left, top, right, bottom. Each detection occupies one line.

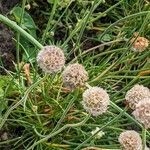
left=0, top=76, right=16, bottom=116
left=11, top=6, right=38, bottom=62
left=0, top=0, right=150, bottom=149
left=11, top=6, right=37, bottom=38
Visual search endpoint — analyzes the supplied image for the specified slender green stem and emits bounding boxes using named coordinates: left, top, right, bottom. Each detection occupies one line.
left=16, top=0, right=27, bottom=83
left=50, top=1, right=73, bottom=32
left=106, top=76, right=150, bottom=79
left=0, top=14, right=43, bottom=49
left=90, top=61, right=117, bottom=83
left=42, top=0, right=58, bottom=44
left=73, top=0, right=103, bottom=55
left=110, top=101, right=150, bottom=137
left=16, top=0, right=27, bottom=65
left=28, top=114, right=90, bottom=150
left=86, top=48, right=127, bottom=62
left=0, top=137, right=21, bottom=145
left=99, top=11, right=150, bottom=40
left=71, top=39, right=124, bottom=63
left=142, top=127, right=146, bottom=150
left=0, top=77, right=45, bottom=130
left=62, top=0, right=102, bottom=49
left=74, top=110, right=124, bottom=150
left=91, top=0, right=123, bottom=23
left=51, top=90, right=79, bottom=133
left=63, top=140, right=120, bottom=149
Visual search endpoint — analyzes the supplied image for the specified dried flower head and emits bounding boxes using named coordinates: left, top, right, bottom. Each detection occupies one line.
left=82, top=87, right=109, bottom=116
left=131, top=36, right=149, bottom=52
left=62, top=63, right=88, bottom=90
left=118, top=130, right=142, bottom=150
left=37, top=45, right=65, bottom=73
left=125, top=84, right=150, bottom=110
left=133, top=98, right=150, bottom=129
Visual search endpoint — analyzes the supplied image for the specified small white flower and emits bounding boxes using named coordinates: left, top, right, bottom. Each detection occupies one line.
left=32, top=105, right=38, bottom=112
left=91, top=127, right=105, bottom=139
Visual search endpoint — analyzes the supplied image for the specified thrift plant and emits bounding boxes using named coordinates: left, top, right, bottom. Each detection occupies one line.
left=0, top=0, right=150, bottom=149
left=118, top=130, right=142, bottom=150
left=62, top=63, right=88, bottom=90
left=82, top=87, right=109, bottom=116
left=133, top=98, right=150, bottom=129
left=37, top=45, right=65, bottom=73
left=131, top=35, right=149, bottom=52
left=125, top=84, right=150, bottom=110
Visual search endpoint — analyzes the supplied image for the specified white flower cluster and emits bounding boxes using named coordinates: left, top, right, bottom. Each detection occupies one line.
left=91, top=127, right=105, bottom=139
left=125, top=84, right=150, bottom=110
left=82, top=87, right=109, bottom=116
left=36, top=45, right=150, bottom=149
left=37, top=45, right=65, bottom=73
left=133, top=98, right=150, bottom=129
left=125, top=84, right=150, bottom=128
left=37, top=46, right=88, bottom=90
left=62, top=63, right=88, bottom=90
left=118, top=130, right=142, bottom=150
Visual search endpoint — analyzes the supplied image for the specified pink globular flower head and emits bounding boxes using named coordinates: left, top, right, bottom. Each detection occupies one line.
left=82, top=87, right=109, bottom=116
left=118, top=130, right=142, bottom=150
left=133, top=98, right=150, bottom=129
left=131, top=35, right=149, bottom=52
left=62, top=63, right=88, bottom=90
left=37, top=45, right=65, bottom=73
left=125, top=84, right=150, bottom=110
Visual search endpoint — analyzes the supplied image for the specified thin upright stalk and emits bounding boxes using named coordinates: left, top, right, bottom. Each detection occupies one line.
left=51, top=90, right=79, bottom=133
left=27, top=114, right=90, bottom=150
left=110, top=101, right=150, bottom=137
left=42, top=0, right=58, bottom=44
left=0, top=77, right=45, bottom=130
left=16, top=0, right=27, bottom=82
left=16, top=0, right=27, bottom=65
left=142, top=127, right=146, bottom=150
left=0, top=14, right=43, bottom=49
left=74, top=110, right=125, bottom=150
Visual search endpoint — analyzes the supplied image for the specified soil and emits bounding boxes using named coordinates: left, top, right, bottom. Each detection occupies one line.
left=0, top=0, right=19, bottom=74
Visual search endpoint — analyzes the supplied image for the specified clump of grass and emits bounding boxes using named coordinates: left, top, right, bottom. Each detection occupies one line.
left=0, top=0, right=150, bottom=150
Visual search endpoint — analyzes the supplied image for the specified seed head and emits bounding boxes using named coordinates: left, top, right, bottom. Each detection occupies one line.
left=118, top=130, right=142, bottom=150
left=82, top=87, right=109, bottom=116
left=131, top=36, right=149, bottom=52
left=62, top=63, right=88, bottom=90
left=133, top=98, right=150, bottom=129
left=125, top=84, right=150, bottom=110
left=37, top=45, right=65, bottom=73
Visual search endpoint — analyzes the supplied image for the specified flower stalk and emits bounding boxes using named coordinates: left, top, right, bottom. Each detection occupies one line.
left=0, top=14, right=43, bottom=49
